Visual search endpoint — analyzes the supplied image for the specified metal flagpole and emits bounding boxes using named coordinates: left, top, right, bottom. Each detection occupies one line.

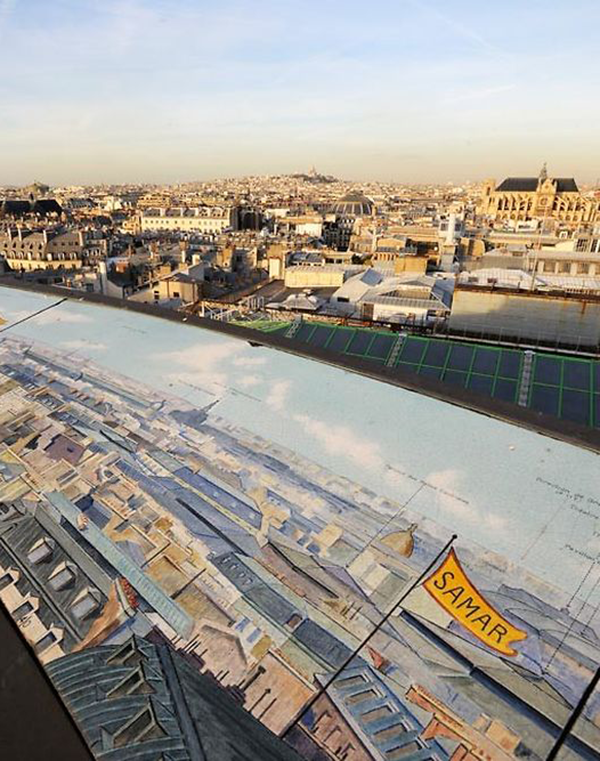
left=281, top=532, right=458, bottom=740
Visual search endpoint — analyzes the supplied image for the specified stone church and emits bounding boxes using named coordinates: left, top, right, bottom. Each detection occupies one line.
left=478, top=164, right=599, bottom=226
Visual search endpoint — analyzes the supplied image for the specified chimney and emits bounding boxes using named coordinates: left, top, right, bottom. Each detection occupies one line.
left=98, top=261, right=108, bottom=295
left=445, top=213, right=457, bottom=245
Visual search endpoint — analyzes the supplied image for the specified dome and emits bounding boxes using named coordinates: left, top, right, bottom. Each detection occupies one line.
left=331, top=192, right=374, bottom=217
left=381, top=523, right=417, bottom=557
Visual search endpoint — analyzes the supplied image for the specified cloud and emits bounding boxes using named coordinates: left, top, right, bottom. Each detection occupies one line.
left=233, top=356, right=267, bottom=368
left=154, top=340, right=242, bottom=369
left=60, top=339, right=108, bottom=352
left=0, top=305, right=92, bottom=329
left=293, top=413, right=383, bottom=471
left=424, top=468, right=507, bottom=533
left=238, top=374, right=261, bottom=389
left=266, top=380, right=291, bottom=413
left=152, top=339, right=245, bottom=394
left=35, top=309, right=93, bottom=326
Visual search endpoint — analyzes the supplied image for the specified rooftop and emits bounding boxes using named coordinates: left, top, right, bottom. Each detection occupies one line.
left=495, top=177, right=579, bottom=193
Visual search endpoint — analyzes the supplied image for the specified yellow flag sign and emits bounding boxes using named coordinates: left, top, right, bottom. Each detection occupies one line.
left=423, top=548, right=527, bottom=656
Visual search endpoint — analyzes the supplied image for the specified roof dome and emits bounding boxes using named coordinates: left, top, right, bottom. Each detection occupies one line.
left=381, top=523, right=417, bottom=557
left=332, top=192, right=374, bottom=217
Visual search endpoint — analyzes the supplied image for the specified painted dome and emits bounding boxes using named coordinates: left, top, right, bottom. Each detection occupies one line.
left=381, top=523, right=417, bottom=557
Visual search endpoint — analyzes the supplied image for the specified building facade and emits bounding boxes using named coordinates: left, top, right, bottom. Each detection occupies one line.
left=140, top=206, right=234, bottom=234
left=0, top=228, right=84, bottom=271
left=478, top=166, right=600, bottom=227
left=449, top=281, right=600, bottom=347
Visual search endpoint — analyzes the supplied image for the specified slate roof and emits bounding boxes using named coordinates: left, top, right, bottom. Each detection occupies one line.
left=46, top=635, right=304, bottom=761
left=0, top=199, right=63, bottom=216
left=32, top=199, right=63, bottom=215
left=2, top=200, right=32, bottom=215
left=495, top=177, right=579, bottom=192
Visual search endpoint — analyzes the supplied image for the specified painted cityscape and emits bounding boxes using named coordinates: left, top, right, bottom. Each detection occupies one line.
left=0, top=288, right=599, bottom=759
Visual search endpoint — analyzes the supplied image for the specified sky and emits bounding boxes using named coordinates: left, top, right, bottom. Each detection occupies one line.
left=2, top=287, right=600, bottom=607
left=1, top=0, right=599, bottom=184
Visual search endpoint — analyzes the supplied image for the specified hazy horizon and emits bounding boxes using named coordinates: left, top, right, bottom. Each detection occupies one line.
left=2, top=0, right=599, bottom=186
left=3, top=169, right=599, bottom=191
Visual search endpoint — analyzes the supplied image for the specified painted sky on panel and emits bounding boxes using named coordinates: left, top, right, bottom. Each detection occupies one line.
left=1, top=0, right=599, bottom=183
left=2, top=287, right=600, bottom=607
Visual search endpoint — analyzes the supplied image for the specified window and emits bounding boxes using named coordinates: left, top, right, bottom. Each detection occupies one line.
left=314, top=710, right=331, bottom=732
left=346, top=688, right=379, bottom=705
left=107, top=666, right=152, bottom=698
left=49, top=561, right=77, bottom=591
left=113, top=705, right=165, bottom=748
left=386, top=742, right=422, bottom=760
left=13, top=600, right=34, bottom=620
left=35, top=631, right=57, bottom=654
left=0, top=571, right=15, bottom=590
left=27, top=537, right=55, bottom=564
left=362, top=705, right=394, bottom=723
left=70, top=587, right=101, bottom=619
left=286, top=613, right=302, bottom=629
left=247, top=628, right=261, bottom=643
left=375, top=723, right=406, bottom=742
left=107, top=639, right=142, bottom=666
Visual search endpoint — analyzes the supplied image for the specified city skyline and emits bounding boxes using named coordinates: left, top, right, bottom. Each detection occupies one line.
left=2, top=0, right=600, bottom=185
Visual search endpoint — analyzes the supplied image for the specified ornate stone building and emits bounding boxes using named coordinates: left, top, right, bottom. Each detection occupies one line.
left=478, top=165, right=599, bottom=226
left=0, top=228, right=84, bottom=271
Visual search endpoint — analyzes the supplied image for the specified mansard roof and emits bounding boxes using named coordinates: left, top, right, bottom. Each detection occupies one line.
left=495, top=177, right=579, bottom=193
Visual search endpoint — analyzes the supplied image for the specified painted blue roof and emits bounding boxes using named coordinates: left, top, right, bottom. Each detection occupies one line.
left=45, top=491, right=193, bottom=638
left=175, top=467, right=262, bottom=530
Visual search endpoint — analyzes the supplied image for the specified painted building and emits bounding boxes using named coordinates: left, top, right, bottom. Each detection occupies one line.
left=46, top=635, right=303, bottom=760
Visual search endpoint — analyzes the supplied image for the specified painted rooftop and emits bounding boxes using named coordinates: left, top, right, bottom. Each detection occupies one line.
left=0, top=285, right=599, bottom=760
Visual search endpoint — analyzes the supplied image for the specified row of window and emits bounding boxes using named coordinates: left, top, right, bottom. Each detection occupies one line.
left=1, top=566, right=101, bottom=624
left=23, top=538, right=103, bottom=617
left=5, top=252, right=80, bottom=261
left=0, top=240, right=79, bottom=248
left=539, top=260, right=597, bottom=274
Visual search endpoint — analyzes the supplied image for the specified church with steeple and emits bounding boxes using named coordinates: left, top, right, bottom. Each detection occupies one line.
left=478, top=164, right=599, bottom=226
